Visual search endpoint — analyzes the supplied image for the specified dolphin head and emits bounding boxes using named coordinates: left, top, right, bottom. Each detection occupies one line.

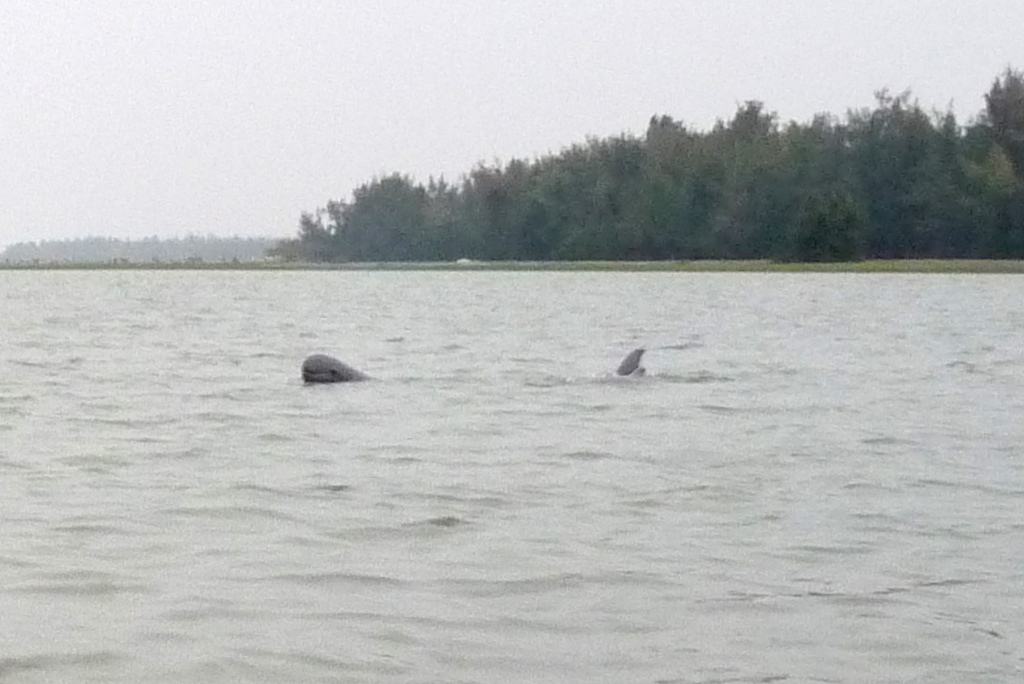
left=302, top=353, right=370, bottom=383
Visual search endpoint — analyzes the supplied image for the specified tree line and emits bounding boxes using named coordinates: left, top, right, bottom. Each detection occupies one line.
left=2, top=235, right=280, bottom=264
left=275, top=68, right=1024, bottom=263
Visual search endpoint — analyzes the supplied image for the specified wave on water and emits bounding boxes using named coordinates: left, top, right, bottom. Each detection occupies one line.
left=0, top=652, right=123, bottom=679
left=12, top=579, right=150, bottom=597
left=442, top=570, right=674, bottom=599
left=159, top=504, right=304, bottom=523
left=653, top=341, right=705, bottom=351
left=4, top=272, right=1023, bottom=683
left=269, top=571, right=406, bottom=587
left=8, top=359, right=52, bottom=369
left=654, top=370, right=734, bottom=384
left=561, top=450, right=615, bottom=461
left=408, top=515, right=465, bottom=528
left=698, top=404, right=746, bottom=415
left=524, top=369, right=732, bottom=388
left=522, top=374, right=575, bottom=388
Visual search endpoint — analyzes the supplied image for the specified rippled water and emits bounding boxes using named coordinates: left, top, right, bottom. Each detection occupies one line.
left=1, top=270, right=1023, bottom=683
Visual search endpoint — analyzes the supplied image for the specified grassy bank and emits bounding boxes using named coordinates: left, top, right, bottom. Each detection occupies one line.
left=2, top=259, right=1024, bottom=273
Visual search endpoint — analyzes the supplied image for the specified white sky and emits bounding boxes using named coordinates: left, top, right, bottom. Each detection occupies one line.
left=2, top=0, right=1022, bottom=247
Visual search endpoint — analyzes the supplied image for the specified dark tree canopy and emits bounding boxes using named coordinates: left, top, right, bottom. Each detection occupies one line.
left=279, top=68, right=1024, bottom=263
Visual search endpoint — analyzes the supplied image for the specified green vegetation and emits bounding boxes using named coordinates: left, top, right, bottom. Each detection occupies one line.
left=275, top=68, right=1024, bottom=264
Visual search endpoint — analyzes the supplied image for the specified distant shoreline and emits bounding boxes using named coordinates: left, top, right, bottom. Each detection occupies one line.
left=2, top=260, right=1024, bottom=273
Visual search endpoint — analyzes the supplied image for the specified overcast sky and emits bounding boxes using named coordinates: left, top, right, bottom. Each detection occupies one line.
left=2, top=0, right=1022, bottom=248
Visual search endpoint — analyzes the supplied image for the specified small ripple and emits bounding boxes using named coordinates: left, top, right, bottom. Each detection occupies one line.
left=233, top=483, right=295, bottom=496
left=187, top=410, right=250, bottom=424
left=155, top=446, right=210, bottom=460
left=163, top=604, right=270, bottom=622
left=161, top=504, right=302, bottom=523
left=563, top=450, right=615, bottom=461
left=236, top=482, right=354, bottom=500
left=11, top=577, right=150, bottom=597
left=439, top=571, right=665, bottom=598
left=56, top=453, right=132, bottom=471
left=700, top=404, right=743, bottom=415
left=657, top=342, right=704, bottom=351
left=658, top=676, right=792, bottom=684
left=843, top=481, right=901, bottom=493
left=407, top=491, right=509, bottom=508
left=0, top=554, right=40, bottom=569
left=317, top=483, right=353, bottom=494
left=523, top=374, right=573, bottom=388
left=367, top=443, right=431, bottom=458
left=917, top=578, right=984, bottom=589
left=789, top=543, right=872, bottom=556
left=9, top=359, right=49, bottom=368
left=233, top=648, right=378, bottom=674
left=592, top=374, right=648, bottom=386
left=661, top=371, right=734, bottom=384
left=447, top=572, right=586, bottom=597
left=65, top=415, right=177, bottom=429
left=0, top=652, right=122, bottom=678
left=972, top=627, right=1005, bottom=639
left=269, top=571, right=404, bottom=587
left=51, top=522, right=126, bottom=535
left=910, top=478, right=1024, bottom=497
left=258, top=431, right=295, bottom=443
left=414, top=515, right=464, bottom=528
left=248, top=350, right=287, bottom=359
left=861, top=436, right=919, bottom=447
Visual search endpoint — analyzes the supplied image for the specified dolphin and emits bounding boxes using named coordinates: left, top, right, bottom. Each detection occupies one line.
left=616, top=347, right=646, bottom=376
left=301, top=353, right=370, bottom=383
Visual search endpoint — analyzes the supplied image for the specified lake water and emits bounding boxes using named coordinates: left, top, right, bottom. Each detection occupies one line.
left=1, top=270, right=1022, bottom=683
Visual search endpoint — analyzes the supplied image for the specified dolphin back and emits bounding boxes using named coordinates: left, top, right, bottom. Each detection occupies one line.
left=616, top=348, right=646, bottom=376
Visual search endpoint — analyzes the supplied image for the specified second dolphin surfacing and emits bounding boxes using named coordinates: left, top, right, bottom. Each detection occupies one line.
left=616, top=348, right=646, bottom=376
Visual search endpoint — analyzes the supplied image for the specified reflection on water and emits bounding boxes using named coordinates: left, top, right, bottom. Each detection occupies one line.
left=1, top=270, right=1023, bottom=683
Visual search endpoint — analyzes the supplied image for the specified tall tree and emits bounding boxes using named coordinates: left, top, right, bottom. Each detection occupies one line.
left=333, top=174, right=428, bottom=261
left=983, top=68, right=1024, bottom=175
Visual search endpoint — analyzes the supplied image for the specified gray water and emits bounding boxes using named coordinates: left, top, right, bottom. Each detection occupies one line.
left=1, top=270, right=1023, bottom=683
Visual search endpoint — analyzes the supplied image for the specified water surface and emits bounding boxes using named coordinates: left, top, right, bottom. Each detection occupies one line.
left=1, top=271, right=1022, bottom=683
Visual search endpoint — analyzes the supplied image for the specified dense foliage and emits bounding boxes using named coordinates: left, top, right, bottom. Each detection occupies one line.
left=276, top=69, right=1024, bottom=262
